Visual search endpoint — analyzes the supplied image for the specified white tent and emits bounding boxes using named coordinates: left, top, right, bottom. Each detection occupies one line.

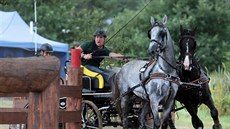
left=0, top=11, right=69, bottom=78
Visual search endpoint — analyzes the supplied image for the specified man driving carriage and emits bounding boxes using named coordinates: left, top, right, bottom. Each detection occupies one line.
left=77, top=28, right=128, bottom=87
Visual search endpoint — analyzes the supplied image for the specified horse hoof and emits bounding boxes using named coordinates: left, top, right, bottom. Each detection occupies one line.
left=139, top=126, right=147, bottom=129
left=213, top=124, right=222, bottom=129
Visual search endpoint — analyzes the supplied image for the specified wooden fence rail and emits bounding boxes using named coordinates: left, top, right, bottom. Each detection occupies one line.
left=0, top=56, right=82, bottom=129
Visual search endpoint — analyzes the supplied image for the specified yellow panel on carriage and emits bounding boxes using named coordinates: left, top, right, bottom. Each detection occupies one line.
left=81, top=65, right=104, bottom=89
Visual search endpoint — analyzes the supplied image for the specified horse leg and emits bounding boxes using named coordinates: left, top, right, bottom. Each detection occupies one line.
left=203, top=85, right=222, bottom=129
left=120, top=95, right=130, bottom=129
left=161, top=111, right=176, bottom=129
left=139, top=101, right=150, bottom=129
left=161, top=90, right=176, bottom=129
left=184, top=102, right=203, bottom=129
left=149, top=97, right=160, bottom=129
left=168, top=111, right=176, bottom=129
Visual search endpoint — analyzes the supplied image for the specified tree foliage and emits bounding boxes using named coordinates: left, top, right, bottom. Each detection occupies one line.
left=1, top=0, right=230, bottom=71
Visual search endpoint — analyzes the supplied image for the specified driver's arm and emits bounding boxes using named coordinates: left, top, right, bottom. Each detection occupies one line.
left=109, top=52, right=128, bottom=62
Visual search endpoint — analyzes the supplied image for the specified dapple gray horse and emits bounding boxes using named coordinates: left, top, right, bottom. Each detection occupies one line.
left=110, top=15, right=179, bottom=129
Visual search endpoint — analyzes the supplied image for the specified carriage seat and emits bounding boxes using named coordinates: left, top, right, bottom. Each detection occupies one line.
left=81, top=65, right=106, bottom=91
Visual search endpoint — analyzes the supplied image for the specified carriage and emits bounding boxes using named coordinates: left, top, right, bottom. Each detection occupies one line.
left=60, top=61, right=151, bottom=129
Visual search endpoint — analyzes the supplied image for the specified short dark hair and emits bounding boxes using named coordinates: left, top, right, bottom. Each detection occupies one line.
left=40, top=43, right=53, bottom=52
left=94, top=28, right=107, bottom=38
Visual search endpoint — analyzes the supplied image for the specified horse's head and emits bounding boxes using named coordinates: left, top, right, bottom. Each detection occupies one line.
left=179, top=25, right=197, bottom=71
left=148, top=15, right=168, bottom=58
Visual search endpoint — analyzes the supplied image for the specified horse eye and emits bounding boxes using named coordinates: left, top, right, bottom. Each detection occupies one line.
left=159, top=31, right=165, bottom=38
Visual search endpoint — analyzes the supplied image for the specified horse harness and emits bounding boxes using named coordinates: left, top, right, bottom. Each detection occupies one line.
left=176, top=61, right=210, bottom=89
left=179, top=75, right=209, bottom=90
left=146, top=72, right=180, bottom=85
left=117, top=60, right=180, bottom=103
left=138, top=61, right=180, bottom=101
left=139, top=61, right=180, bottom=85
left=177, top=60, right=210, bottom=105
left=121, top=60, right=209, bottom=101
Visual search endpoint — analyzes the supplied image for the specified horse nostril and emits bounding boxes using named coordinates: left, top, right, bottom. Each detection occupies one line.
left=148, top=50, right=154, bottom=56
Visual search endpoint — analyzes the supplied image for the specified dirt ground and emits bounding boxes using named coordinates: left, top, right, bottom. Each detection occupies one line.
left=0, top=125, right=121, bottom=129
left=104, top=126, right=122, bottom=129
left=0, top=125, right=9, bottom=129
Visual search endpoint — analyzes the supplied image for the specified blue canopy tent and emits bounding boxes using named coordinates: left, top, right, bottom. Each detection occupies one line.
left=0, top=11, right=69, bottom=78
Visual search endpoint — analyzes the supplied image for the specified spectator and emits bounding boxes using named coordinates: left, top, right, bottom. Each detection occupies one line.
left=40, top=43, right=53, bottom=57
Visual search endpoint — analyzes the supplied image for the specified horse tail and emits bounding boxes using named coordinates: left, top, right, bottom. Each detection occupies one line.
left=109, top=72, right=122, bottom=114
left=109, top=73, right=120, bottom=101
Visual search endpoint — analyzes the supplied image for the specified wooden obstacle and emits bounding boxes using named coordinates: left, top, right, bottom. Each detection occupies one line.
left=0, top=56, right=82, bottom=129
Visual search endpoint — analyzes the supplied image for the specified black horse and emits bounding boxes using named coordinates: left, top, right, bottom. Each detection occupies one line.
left=175, top=25, right=222, bottom=129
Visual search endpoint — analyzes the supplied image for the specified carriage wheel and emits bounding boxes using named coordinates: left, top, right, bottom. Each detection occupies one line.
left=82, top=100, right=103, bottom=129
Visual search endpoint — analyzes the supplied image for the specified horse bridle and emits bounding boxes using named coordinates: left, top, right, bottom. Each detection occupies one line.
left=148, top=22, right=168, bottom=54
left=148, top=23, right=179, bottom=73
left=148, top=22, right=180, bottom=72
left=179, top=35, right=196, bottom=52
left=179, top=35, right=197, bottom=70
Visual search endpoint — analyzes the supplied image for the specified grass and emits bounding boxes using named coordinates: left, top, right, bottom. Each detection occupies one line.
left=173, top=69, right=230, bottom=128
left=175, top=104, right=230, bottom=129
left=0, top=98, right=14, bottom=129
left=0, top=97, right=13, bottom=108
left=0, top=96, right=229, bottom=129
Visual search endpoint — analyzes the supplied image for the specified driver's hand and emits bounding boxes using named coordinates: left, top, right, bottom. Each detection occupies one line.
left=84, top=53, right=92, bottom=60
left=123, top=58, right=129, bottom=62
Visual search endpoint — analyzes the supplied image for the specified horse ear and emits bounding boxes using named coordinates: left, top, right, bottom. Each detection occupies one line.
left=150, top=16, right=155, bottom=26
left=162, top=15, right=167, bottom=24
left=193, top=26, right=197, bottom=32
left=190, top=26, right=197, bottom=36
left=193, top=26, right=197, bottom=33
left=180, top=25, right=183, bottom=35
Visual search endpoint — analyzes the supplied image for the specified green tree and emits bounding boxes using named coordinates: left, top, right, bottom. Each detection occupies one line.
left=1, top=0, right=230, bottom=71
left=166, top=0, right=230, bottom=71
left=108, top=0, right=230, bottom=71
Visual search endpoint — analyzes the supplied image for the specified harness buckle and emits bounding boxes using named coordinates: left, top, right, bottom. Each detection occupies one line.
left=166, top=74, right=172, bottom=80
left=166, top=74, right=180, bottom=82
left=197, top=80, right=201, bottom=84
left=140, top=67, right=146, bottom=72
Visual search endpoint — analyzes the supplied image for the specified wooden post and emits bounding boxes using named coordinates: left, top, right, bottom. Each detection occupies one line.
left=66, top=48, right=82, bottom=129
left=27, top=76, right=59, bottom=129
left=40, top=76, right=59, bottom=129
left=0, top=56, right=60, bottom=129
